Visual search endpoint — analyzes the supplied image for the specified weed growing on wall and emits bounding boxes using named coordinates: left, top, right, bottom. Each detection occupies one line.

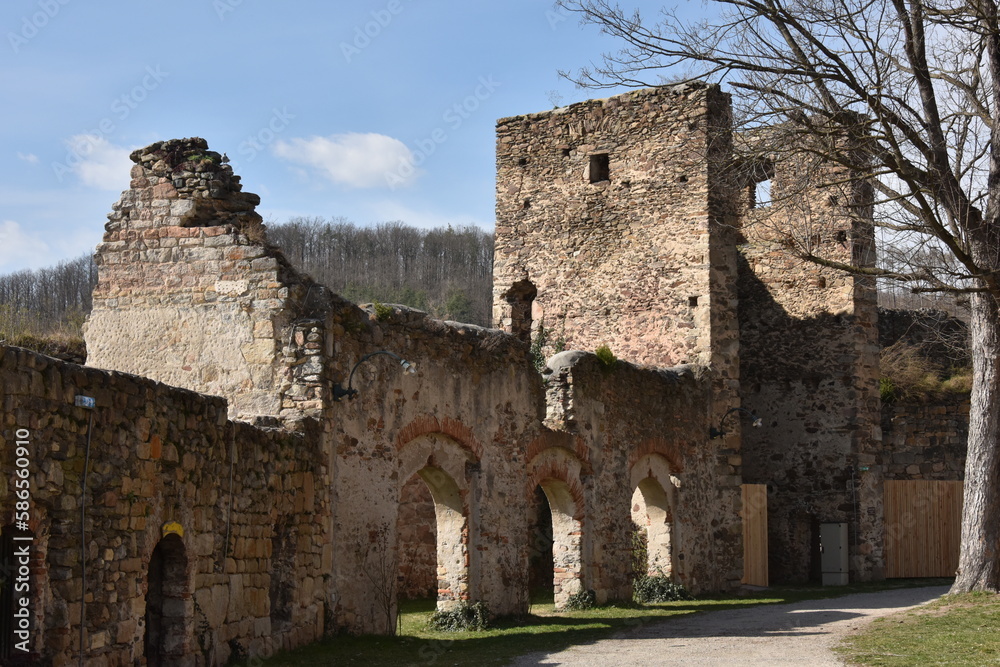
left=530, top=319, right=568, bottom=372
left=595, top=344, right=616, bottom=368
left=372, top=301, right=393, bottom=322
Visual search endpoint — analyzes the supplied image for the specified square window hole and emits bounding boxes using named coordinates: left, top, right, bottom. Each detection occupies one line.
left=589, top=153, right=610, bottom=183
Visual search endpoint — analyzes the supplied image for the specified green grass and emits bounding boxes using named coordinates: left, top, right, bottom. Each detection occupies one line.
left=839, top=591, right=1000, bottom=666
left=258, top=580, right=950, bottom=667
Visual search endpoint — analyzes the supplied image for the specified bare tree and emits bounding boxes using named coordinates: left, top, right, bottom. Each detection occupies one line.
left=557, top=0, right=1000, bottom=593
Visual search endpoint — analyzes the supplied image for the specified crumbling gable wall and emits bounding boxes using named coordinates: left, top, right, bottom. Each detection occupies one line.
left=736, top=133, right=882, bottom=582
left=84, top=138, right=330, bottom=421
left=0, top=344, right=328, bottom=666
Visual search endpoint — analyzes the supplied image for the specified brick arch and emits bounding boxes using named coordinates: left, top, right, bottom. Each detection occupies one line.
left=395, top=431, right=478, bottom=612
left=527, top=446, right=589, bottom=609
left=396, top=432, right=477, bottom=495
left=395, top=414, right=482, bottom=460
left=627, top=437, right=688, bottom=474
left=526, top=430, right=591, bottom=471
left=629, top=454, right=679, bottom=581
left=527, top=447, right=587, bottom=520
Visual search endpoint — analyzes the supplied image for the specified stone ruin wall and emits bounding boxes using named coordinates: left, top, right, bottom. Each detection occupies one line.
left=738, top=137, right=883, bottom=583
left=320, top=303, right=544, bottom=632
left=0, top=344, right=328, bottom=667
left=538, top=352, right=744, bottom=598
left=877, top=308, right=970, bottom=481
left=84, top=138, right=330, bottom=422
left=881, top=397, right=969, bottom=481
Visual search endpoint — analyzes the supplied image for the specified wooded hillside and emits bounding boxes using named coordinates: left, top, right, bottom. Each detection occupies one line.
left=268, top=218, right=493, bottom=326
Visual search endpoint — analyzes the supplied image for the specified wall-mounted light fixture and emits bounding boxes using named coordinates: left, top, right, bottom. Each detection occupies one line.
left=709, top=407, right=763, bottom=439
left=333, top=350, right=416, bottom=401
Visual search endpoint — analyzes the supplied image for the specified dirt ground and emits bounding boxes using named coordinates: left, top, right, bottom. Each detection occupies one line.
left=509, top=585, right=949, bottom=666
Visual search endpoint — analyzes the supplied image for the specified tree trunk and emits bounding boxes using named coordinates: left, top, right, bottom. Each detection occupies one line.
left=951, top=290, right=1000, bottom=593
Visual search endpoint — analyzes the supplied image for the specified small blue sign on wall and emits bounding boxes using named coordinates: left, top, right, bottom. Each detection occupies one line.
left=74, top=395, right=96, bottom=409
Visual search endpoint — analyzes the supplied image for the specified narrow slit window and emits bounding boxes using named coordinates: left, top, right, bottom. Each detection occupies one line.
left=589, top=154, right=610, bottom=183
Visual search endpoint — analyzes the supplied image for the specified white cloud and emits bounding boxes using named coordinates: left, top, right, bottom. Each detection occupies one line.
left=61, top=134, right=133, bottom=191
left=0, top=220, right=51, bottom=272
left=16, top=152, right=38, bottom=164
left=273, top=133, right=418, bottom=189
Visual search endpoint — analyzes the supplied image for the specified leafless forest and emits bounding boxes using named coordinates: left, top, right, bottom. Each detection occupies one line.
left=0, top=219, right=495, bottom=355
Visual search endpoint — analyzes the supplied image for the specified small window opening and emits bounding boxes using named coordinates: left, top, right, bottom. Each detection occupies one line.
left=678, top=175, right=688, bottom=183
left=561, top=147, right=571, bottom=157
left=754, top=179, right=772, bottom=208
left=518, top=157, right=528, bottom=167
left=688, top=296, right=699, bottom=308
left=523, top=199, right=532, bottom=210
left=589, top=154, right=610, bottom=183
left=836, top=230, right=848, bottom=245
left=749, top=160, right=775, bottom=209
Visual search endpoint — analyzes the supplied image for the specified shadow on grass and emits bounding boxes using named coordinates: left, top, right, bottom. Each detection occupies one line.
left=257, top=579, right=953, bottom=667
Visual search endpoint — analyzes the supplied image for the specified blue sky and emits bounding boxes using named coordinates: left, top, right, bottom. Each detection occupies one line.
left=0, top=1, right=705, bottom=273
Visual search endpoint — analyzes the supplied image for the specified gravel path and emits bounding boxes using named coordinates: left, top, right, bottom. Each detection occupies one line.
left=509, top=586, right=949, bottom=666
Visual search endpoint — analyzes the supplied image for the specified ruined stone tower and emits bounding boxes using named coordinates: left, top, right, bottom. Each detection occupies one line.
left=493, top=84, right=741, bottom=375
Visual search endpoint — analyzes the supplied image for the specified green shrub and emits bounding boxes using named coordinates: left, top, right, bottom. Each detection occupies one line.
left=633, top=575, right=691, bottom=603
left=563, top=589, right=597, bottom=610
left=428, top=601, right=492, bottom=632
left=372, top=301, right=393, bottom=322
left=595, top=344, right=616, bottom=368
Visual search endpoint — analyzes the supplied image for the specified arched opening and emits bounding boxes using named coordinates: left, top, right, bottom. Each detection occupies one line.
left=396, top=474, right=437, bottom=601
left=413, top=466, right=469, bottom=610
left=631, top=478, right=675, bottom=580
left=144, top=533, right=189, bottom=667
left=538, top=479, right=584, bottom=608
left=527, top=485, right=554, bottom=601
left=505, top=279, right=537, bottom=344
